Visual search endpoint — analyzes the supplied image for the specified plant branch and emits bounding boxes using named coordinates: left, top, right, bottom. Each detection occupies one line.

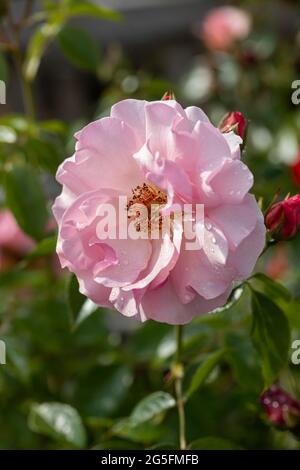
left=174, top=324, right=186, bottom=450
left=5, top=0, right=35, bottom=120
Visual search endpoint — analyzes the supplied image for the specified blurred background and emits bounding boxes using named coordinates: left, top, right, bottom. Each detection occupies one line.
left=1, top=0, right=300, bottom=450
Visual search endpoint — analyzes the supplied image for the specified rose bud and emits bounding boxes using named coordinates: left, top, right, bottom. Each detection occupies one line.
left=261, top=385, right=300, bottom=428
left=265, top=194, right=300, bottom=240
left=161, top=91, right=176, bottom=101
left=291, top=152, right=300, bottom=186
left=219, top=111, right=247, bottom=140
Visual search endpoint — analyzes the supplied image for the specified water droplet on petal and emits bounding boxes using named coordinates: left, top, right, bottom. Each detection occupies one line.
left=206, top=222, right=212, bottom=230
left=184, top=294, right=192, bottom=302
left=272, top=401, right=279, bottom=408
left=212, top=236, right=216, bottom=244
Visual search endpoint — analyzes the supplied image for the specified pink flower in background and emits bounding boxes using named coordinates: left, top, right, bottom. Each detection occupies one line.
left=0, top=209, right=35, bottom=256
left=201, top=7, right=251, bottom=51
left=265, top=246, right=288, bottom=280
left=261, top=385, right=300, bottom=428
left=53, top=99, right=265, bottom=324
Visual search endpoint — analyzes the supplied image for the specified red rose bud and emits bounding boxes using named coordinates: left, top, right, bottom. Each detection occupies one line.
left=219, top=111, right=247, bottom=139
left=291, top=152, right=300, bottom=186
left=161, top=91, right=176, bottom=101
left=261, top=385, right=300, bottom=428
left=265, top=194, right=300, bottom=240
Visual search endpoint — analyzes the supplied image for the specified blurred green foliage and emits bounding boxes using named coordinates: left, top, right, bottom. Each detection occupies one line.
left=0, top=0, right=300, bottom=451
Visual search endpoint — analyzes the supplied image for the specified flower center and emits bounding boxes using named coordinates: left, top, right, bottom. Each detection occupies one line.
left=127, top=182, right=167, bottom=233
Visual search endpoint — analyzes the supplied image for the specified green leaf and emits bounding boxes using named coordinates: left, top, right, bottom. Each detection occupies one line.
left=57, top=25, right=100, bottom=71
left=75, top=366, right=133, bottom=417
left=112, top=418, right=165, bottom=444
left=185, top=349, right=226, bottom=400
left=251, top=290, right=290, bottom=387
left=189, top=437, right=241, bottom=450
left=0, top=50, right=8, bottom=82
left=249, top=273, right=291, bottom=304
left=26, top=236, right=57, bottom=260
left=4, top=163, right=48, bottom=241
left=28, top=402, right=87, bottom=448
left=68, top=274, right=86, bottom=324
left=130, top=392, right=176, bottom=426
left=0, top=268, right=48, bottom=288
left=226, top=334, right=263, bottom=394
left=67, top=0, right=121, bottom=21
left=24, top=22, right=62, bottom=82
left=22, top=137, right=63, bottom=174
left=74, top=299, right=99, bottom=329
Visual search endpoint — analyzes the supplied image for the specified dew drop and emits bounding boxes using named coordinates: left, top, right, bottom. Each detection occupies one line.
left=272, top=401, right=279, bottom=408
left=184, top=294, right=192, bottom=302
left=206, top=222, right=212, bottom=230
left=212, top=236, right=216, bottom=244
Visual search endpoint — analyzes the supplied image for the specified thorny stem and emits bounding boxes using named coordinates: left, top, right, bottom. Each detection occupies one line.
left=174, top=324, right=186, bottom=450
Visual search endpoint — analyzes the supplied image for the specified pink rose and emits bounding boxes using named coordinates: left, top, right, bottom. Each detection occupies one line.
left=200, top=7, right=251, bottom=51
left=0, top=209, right=35, bottom=257
left=53, top=99, right=265, bottom=324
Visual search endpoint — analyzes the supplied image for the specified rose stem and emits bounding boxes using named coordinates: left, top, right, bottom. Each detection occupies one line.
left=174, top=324, right=186, bottom=450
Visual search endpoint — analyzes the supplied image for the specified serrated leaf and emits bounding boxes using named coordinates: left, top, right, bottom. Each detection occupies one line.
left=4, top=163, right=48, bottom=241
left=251, top=290, right=290, bottom=387
left=28, top=402, right=87, bottom=448
left=185, top=349, right=226, bottom=400
left=130, top=392, right=176, bottom=426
